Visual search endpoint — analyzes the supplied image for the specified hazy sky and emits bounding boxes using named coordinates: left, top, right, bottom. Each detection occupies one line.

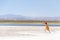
left=0, top=0, right=60, bottom=17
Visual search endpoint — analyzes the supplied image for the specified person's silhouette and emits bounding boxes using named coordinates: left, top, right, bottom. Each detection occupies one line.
left=44, top=22, right=50, bottom=33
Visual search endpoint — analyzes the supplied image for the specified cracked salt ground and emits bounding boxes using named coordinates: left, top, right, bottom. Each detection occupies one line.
left=0, top=30, right=59, bottom=40
left=0, top=26, right=59, bottom=40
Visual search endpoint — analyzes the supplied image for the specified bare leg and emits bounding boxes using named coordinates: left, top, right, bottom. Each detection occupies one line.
left=44, top=29, right=46, bottom=32
left=48, top=30, right=51, bottom=33
left=45, top=30, right=46, bottom=32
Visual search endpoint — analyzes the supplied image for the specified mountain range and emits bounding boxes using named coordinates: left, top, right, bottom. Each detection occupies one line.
left=0, top=14, right=60, bottom=21
left=0, top=14, right=34, bottom=20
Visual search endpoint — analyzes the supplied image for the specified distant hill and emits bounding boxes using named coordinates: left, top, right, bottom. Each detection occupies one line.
left=0, top=14, right=33, bottom=20
left=34, top=17, right=60, bottom=21
left=0, top=14, right=60, bottom=21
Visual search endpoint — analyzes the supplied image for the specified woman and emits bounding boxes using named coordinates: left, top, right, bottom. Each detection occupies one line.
left=44, top=22, right=50, bottom=33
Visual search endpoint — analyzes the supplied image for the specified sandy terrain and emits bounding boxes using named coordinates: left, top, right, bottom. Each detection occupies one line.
left=0, top=26, right=60, bottom=40
left=0, top=26, right=59, bottom=36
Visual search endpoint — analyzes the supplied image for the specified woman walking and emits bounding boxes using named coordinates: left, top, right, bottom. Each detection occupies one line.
left=44, top=22, right=50, bottom=33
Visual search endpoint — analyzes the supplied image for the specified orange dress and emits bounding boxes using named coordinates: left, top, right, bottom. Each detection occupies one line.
left=45, top=22, right=49, bottom=31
